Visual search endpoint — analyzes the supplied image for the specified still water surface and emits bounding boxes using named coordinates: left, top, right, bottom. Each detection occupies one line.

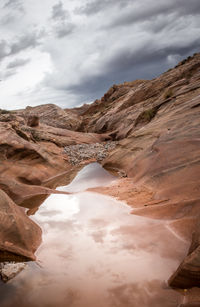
left=0, top=163, right=188, bottom=307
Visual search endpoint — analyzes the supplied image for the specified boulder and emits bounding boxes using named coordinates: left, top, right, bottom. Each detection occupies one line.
left=27, top=115, right=39, bottom=127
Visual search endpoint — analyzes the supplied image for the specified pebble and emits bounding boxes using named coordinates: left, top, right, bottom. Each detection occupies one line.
left=64, top=141, right=118, bottom=165
left=0, top=262, right=27, bottom=283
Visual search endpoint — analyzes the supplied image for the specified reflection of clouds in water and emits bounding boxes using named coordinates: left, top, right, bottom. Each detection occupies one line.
left=87, top=218, right=109, bottom=244
left=108, top=280, right=180, bottom=307
left=90, top=229, right=107, bottom=243
left=33, top=189, right=186, bottom=294
left=0, top=163, right=186, bottom=307
left=89, top=218, right=110, bottom=228
left=42, top=219, right=81, bottom=232
left=57, top=246, right=75, bottom=261
left=38, top=240, right=75, bottom=263
left=58, top=162, right=116, bottom=193
left=36, top=225, right=78, bottom=267
left=109, top=223, right=188, bottom=260
left=34, top=194, right=80, bottom=224
left=87, top=265, right=105, bottom=279
left=1, top=267, right=81, bottom=307
left=111, top=272, right=125, bottom=284
left=39, top=209, right=61, bottom=217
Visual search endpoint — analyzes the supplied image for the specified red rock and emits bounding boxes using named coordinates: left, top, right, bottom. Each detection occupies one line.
left=0, top=189, right=41, bottom=261
left=27, top=115, right=39, bottom=127
left=1, top=52, right=200, bottom=276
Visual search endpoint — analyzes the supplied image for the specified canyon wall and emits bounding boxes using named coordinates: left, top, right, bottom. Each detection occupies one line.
left=0, top=53, right=200, bottom=292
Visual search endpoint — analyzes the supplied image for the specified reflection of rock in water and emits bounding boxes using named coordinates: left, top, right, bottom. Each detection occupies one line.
left=179, top=287, right=200, bottom=306
left=0, top=262, right=26, bottom=283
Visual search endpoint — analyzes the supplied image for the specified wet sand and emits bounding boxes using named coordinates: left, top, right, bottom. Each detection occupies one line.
left=0, top=163, right=189, bottom=307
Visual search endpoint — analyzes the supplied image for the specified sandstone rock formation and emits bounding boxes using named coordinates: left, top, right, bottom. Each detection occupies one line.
left=27, top=115, right=39, bottom=127
left=0, top=52, right=200, bottom=298
left=0, top=189, right=41, bottom=261
left=168, top=219, right=200, bottom=289
left=22, top=103, right=81, bottom=130
left=78, top=52, right=200, bottom=293
left=0, top=106, right=110, bottom=261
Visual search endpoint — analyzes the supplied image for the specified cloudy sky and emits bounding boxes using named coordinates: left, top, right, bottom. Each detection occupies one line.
left=0, top=0, right=200, bottom=110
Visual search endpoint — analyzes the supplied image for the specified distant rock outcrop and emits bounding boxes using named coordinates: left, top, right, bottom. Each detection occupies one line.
left=23, top=104, right=81, bottom=130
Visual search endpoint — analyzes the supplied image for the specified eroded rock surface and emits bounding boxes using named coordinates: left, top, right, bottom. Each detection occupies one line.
left=0, top=189, right=41, bottom=261
left=168, top=220, right=200, bottom=290
left=21, top=104, right=81, bottom=130
left=78, top=53, right=200, bottom=291
left=0, top=52, right=200, bottom=293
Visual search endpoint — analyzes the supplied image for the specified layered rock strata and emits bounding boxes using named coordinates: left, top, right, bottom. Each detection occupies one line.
left=0, top=53, right=200, bottom=297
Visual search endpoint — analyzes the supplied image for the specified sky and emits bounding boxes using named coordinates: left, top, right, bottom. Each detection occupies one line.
left=0, top=0, right=200, bottom=110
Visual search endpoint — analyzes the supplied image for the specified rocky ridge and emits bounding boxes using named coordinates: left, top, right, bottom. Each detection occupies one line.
left=0, top=52, right=200, bottom=301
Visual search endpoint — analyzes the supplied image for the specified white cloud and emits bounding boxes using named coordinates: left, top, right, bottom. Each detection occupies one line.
left=0, top=50, right=52, bottom=109
left=6, top=58, right=30, bottom=69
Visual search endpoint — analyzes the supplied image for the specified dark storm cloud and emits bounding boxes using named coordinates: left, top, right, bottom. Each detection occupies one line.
left=3, top=0, right=24, bottom=12
left=2, top=0, right=199, bottom=109
left=0, top=40, right=9, bottom=60
left=50, top=1, right=75, bottom=38
left=6, top=58, right=30, bottom=69
left=10, top=32, right=42, bottom=55
left=76, top=0, right=131, bottom=15
left=78, top=0, right=200, bottom=22
left=0, top=57, right=27, bottom=79
left=1, top=0, right=25, bottom=26
left=0, top=31, right=43, bottom=62
left=103, top=40, right=200, bottom=76
left=55, top=23, right=75, bottom=38
left=51, top=1, right=68, bottom=21
left=140, top=15, right=173, bottom=34
left=109, top=3, right=173, bottom=28
left=62, top=0, right=200, bottom=105
left=175, top=0, right=200, bottom=15
left=65, top=38, right=200, bottom=102
left=108, top=0, right=200, bottom=28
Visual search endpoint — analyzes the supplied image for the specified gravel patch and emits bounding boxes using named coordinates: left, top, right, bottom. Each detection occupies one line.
left=64, top=141, right=118, bottom=165
left=0, top=262, right=27, bottom=283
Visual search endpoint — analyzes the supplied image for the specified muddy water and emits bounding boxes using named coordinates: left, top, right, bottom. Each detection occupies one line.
left=0, top=163, right=188, bottom=307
